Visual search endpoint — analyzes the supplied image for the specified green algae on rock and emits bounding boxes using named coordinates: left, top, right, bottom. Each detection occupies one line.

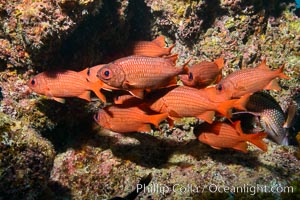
left=0, top=112, right=55, bottom=199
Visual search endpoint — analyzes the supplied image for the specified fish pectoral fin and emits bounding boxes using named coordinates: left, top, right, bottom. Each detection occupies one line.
left=233, top=121, right=243, bottom=135
left=128, top=89, right=145, bottom=99
left=197, top=111, right=215, bottom=124
left=78, top=91, right=91, bottom=101
left=169, top=110, right=181, bottom=118
left=165, top=77, right=178, bottom=87
left=91, top=81, right=107, bottom=103
left=210, top=145, right=222, bottom=150
left=52, top=97, right=66, bottom=103
left=233, top=142, right=248, bottom=153
left=264, top=79, right=281, bottom=91
left=137, top=124, right=152, bottom=133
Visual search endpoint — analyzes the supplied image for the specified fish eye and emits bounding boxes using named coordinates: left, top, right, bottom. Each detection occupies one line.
left=100, top=68, right=112, bottom=80
left=31, top=79, right=36, bottom=85
left=216, top=84, right=223, bottom=91
left=188, top=72, right=193, bottom=80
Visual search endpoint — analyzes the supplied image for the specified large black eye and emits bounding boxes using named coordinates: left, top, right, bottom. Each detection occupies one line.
left=31, top=79, right=36, bottom=85
left=216, top=84, right=223, bottom=91
left=100, top=68, right=112, bottom=80
left=188, top=72, right=193, bottom=80
left=104, top=70, right=110, bottom=77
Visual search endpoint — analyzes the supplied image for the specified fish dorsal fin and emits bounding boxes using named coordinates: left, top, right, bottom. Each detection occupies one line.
left=165, top=54, right=178, bottom=65
left=257, top=59, right=269, bottom=70
left=197, top=111, right=215, bottom=124
left=52, top=97, right=66, bottom=103
left=78, top=91, right=91, bottom=101
left=129, top=89, right=145, bottom=99
left=233, top=121, right=244, bottom=135
left=214, top=57, right=225, bottom=70
left=233, top=142, right=248, bottom=153
left=264, top=79, right=281, bottom=91
left=152, top=35, right=166, bottom=47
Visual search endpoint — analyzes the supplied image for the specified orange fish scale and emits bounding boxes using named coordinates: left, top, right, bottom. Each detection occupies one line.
left=200, top=123, right=245, bottom=145
left=150, top=86, right=216, bottom=116
left=116, top=56, right=181, bottom=87
left=218, top=67, right=282, bottom=97
left=42, top=71, right=90, bottom=96
left=96, top=106, right=157, bottom=133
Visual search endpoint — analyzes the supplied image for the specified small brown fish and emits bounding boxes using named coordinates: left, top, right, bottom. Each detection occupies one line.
left=94, top=105, right=168, bottom=133
left=127, top=36, right=175, bottom=57
left=97, top=55, right=189, bottom=98
left=197, top=121, right=268, bottom=153
left=215, top=59, right=290, bottom=99
left=27, top=69, right=107, bottom=103
left=179, top=57, right=224, bottom=88
left=146, top=86, right=248, bottom=125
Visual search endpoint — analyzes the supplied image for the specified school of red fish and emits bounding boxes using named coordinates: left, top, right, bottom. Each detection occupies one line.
left=27, top=36, right=291, bottom=153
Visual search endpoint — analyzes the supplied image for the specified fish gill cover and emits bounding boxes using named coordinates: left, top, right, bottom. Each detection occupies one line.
left=0, top=0, right=300, bottom=199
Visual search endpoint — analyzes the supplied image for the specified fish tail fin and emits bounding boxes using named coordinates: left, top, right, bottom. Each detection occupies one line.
left=214, top=57, right=225, bottom=70
left=180, top=58, right=191, bottom=75
left=164, top=44, right=175, bottom=55
left=234, top=93, right=251, bottom=110
left=216, top=99, right=237, bottom=118
left=276, top=64, right=290, bottom=80
left=91, top=80, right=107, bottom=103
left=246, top=132, right=268, bottom=152
left=149, top=113, right=168, bottom=128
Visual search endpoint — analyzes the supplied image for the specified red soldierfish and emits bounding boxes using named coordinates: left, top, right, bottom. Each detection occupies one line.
left=197, top=121, right=268, bottom=153
left=27, top=69, right=107, bottom=103
left=180, top=57, right=224, bottom=88
left=127, top=35, right=175, bottom=57
left=94, top=105, right=168, bottom=133
left=146, top=86, right=248, bottom=124
left=96, top=55, right=189, bottom=98
left=215, top=59, right=290, bottom=99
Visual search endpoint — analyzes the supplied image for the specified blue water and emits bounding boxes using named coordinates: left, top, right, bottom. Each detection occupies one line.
left=297, top=0, right=300, bottom=8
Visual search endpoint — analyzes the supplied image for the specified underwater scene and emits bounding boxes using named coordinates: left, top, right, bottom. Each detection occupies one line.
left=0, top=0, right=300, bottom=199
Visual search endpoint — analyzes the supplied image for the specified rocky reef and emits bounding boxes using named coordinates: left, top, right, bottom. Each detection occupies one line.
left=0, top=0, right=300, bottom=199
